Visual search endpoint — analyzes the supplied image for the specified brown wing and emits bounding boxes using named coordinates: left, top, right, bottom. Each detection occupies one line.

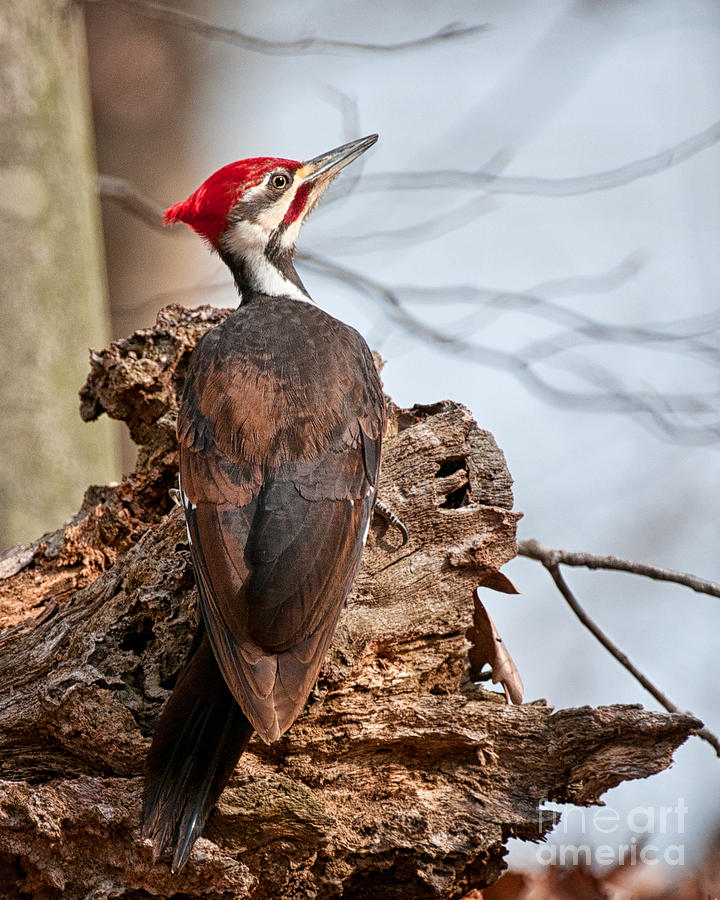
left=178, top=300, right=384, bottom=743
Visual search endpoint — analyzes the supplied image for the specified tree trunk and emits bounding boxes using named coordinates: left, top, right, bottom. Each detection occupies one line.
left=0, top=306, right=699, bottom=899
left=0, top=0, right=118, bottom=546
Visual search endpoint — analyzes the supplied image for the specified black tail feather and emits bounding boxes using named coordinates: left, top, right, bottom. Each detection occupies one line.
left=142, top=628, right=254, bottom=872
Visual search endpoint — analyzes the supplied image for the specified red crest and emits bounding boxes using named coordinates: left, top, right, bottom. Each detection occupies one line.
left=164, top=157, right=301, bottom=245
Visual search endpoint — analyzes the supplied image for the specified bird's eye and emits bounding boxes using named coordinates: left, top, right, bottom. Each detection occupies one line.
left=271, top=173, right=289, bottom=190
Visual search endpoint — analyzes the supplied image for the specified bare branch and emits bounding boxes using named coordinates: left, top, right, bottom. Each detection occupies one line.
left=351, top=119, right=720, bottom=198
left=405, top=261, right=720, bottom=363
left=313, top=194, right=497, bottom=256
left=403, top=254, right=647, bottom=307
left=92, top=182, right=701, bottom=360
left=322, top=87, right=361, bottom=144
left=81, top=0, right=487, bottom=55
left=518, top=539, right=720, bottom=600
left=519, top=320, right=720, bottom=369
left=299, top=251, right=720, bottom=444
left=97, top=175, right=168, bottom=230
left=519, top=541, right=720, bottom=757
left=319, top=89, right=367, bottom=205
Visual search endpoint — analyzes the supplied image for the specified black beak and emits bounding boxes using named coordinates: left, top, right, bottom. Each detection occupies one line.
left=299, top=134, right=378, bottom=183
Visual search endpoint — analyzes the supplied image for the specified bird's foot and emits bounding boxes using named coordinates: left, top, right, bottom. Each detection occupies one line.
left=374, top=500, right=409, bottom=545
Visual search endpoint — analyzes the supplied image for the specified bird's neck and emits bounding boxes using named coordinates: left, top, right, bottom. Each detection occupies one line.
left=219, top=229, right=310, bottom=304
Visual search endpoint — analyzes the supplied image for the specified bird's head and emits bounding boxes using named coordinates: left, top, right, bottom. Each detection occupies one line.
left=164, top=134, right=378, bottom=301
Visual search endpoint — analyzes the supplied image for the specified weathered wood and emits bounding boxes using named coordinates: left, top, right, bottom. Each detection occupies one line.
left=0, top=306, right=700, bottom=899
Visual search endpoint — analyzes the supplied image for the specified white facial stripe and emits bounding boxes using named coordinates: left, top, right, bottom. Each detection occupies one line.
left=240, top=182, right=266, bottom=202
left=222, top=220, right=307, bottom=302
left=225, top=219, right=265, bottom=252
left=280, top=213, right=306, bottom=249
left=238, top=173, right=303, bottom=229
left=280, top=180, right=328, bottom=248
left=255, top=182, right=300, bottom=230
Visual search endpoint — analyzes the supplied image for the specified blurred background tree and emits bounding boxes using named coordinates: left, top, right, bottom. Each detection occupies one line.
left=0, top=0, right=118, bottom=546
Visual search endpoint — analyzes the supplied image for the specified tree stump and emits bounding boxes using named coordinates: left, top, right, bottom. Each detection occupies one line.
left=0, top=305, right=699, bottom=899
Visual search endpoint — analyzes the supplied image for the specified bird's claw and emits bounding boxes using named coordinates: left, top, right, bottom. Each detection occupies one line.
left=374, top=500, right=409, bottom=545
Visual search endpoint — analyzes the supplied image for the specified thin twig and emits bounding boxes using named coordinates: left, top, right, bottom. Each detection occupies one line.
left=405, top=270, right=720, bottom=362
left=349, top=119, right=720, bottom=198
left=97, top=175, right=168, bottom=230
left=319, top=89, right=366, bottom=205
left=520, top=540, right=720, bottom=757
left=300, top=251, right=720, bottom=443
left=518, top=539, right=720, bottom=599
left=312, top=194, right=498, bottom=256
left=519, top=320, right=720, bottom=369
left=81, top=0, right=487, bottom=55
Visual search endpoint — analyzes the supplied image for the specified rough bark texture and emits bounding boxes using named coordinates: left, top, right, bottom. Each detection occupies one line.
left=0, top=306, right=700, bottom=899
left=0, top=0, right=118, bottom=546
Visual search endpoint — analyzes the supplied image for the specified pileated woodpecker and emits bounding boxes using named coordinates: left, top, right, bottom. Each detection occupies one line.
left=142, top=135, right=384, bottom=871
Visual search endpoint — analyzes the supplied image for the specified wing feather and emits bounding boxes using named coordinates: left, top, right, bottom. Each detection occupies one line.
left=182, top=452, right=375, bottom=742
left=177, top=301, right=384, bottom=744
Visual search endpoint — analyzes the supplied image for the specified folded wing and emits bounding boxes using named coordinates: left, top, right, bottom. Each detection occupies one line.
left=178, top=311, right=384, bottom=742
left=180, top=440, right=376, bottom=741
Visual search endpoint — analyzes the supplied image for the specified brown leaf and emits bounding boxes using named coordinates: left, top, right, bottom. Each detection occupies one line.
left=467, top=588, right=524, bottom=705
left=478, top=569, right=520, bottom=595
left=480, top=872, right=529, bottom=899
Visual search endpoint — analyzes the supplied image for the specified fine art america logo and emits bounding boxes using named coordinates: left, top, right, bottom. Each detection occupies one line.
left=536, top=800, right=688, bottom=867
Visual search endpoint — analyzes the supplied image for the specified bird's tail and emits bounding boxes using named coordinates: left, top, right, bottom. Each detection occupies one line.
left=142, top=628, right=254, bottom=872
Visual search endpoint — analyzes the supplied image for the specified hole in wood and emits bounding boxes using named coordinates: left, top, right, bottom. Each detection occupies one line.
left=120, top=617, right=155, bottom=656
left=435, top=457, right=472, bottom=508
left=435, top=456, right=467, bottom=478
left=441, top=483, right=471, bottom=508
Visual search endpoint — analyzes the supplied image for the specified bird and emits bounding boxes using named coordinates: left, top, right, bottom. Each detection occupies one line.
left=141, top=134, right=385, bottom=872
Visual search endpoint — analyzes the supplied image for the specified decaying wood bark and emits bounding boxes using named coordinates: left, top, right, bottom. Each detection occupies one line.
left=0, top=305, right=700, bottom=899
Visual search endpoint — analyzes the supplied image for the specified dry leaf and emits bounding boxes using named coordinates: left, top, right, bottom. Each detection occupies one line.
left=478, top=570, right=520, bottom=595
left=480, top=842, right=720, bottom=900
left=467, top=587, right=524, bottom=705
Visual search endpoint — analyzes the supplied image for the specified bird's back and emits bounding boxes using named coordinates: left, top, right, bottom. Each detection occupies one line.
left=177, top=295, right=385, bottom=741
left=178, top=296, right=384, bottom=469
